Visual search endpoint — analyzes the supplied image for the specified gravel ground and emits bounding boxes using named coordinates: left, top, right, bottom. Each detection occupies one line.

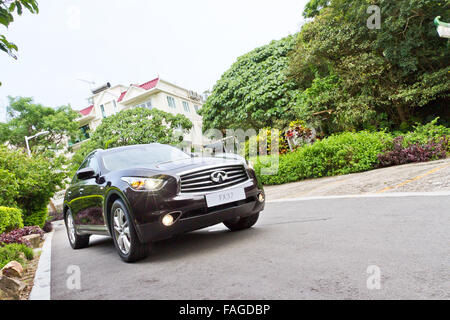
left=265, top=158, right=450, bottom=200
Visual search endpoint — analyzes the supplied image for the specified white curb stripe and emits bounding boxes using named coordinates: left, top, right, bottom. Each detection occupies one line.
left=267, top=191, right=450, bottom=203
left=29, top=230, right=54, bottom=300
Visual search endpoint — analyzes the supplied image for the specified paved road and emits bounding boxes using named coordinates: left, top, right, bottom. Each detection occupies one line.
left=265, top=158, right=450, bottom=199
left=50, top=194, right=450, bottom=300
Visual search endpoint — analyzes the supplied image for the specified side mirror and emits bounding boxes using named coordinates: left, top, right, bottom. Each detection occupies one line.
left=76, top=167, right=96, bottom=180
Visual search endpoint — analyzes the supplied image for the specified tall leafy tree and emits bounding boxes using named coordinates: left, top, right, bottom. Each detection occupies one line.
left=71, top=107, right=193, bottom=173
left=0, top=97, right=79, bottom=153
left=200, top=35, right=299, bottom=131
left=290, top=0, right=450, bottom=132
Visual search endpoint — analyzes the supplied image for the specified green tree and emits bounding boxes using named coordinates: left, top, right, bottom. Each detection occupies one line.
left=200, top=35, right=299, bottom=131
left=0, top=0, right=39, bottom=59
left=289, top=0, right=450, bottom=133
left=0, top=97, right=79, bottom=154
left=71, top=107, right=193, bottom=172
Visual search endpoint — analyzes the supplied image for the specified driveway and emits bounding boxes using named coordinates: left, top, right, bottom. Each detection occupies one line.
left=50, top=194, right=450, bottom=300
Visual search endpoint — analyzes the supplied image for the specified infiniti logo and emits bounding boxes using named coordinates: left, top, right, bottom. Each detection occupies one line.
left=211, top=170, right=228, bottom=184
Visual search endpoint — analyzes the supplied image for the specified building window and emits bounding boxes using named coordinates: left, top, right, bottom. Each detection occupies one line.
left=136, top=99, right=152, bottom=110
left=182, top=101, right=190, bottom=112
left=194, top=105, right=200, bottom=113
left=112, top=100, right=118, bottom=112
left=100, top=105, right=106, bottom=118
left=167, top=96, right=176, bottom=109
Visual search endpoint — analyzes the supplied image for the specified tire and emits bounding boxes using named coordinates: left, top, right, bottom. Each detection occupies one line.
left=110, top=199, right=150, bottom=263
left=223, top=212, right=260, bottom=232
left=65, top=209, right=90, bottom=249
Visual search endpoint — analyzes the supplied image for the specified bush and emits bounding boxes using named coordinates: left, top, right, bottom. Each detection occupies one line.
left=254, top=131, right=392, bottom=185
left=0, top=207, right=24, bottom=234
left=42, top=220, right=53, bottom=233
left=23, top=207, right=48, bottom=229
left=0, top=146, right=66, bottom=227
left=401, top=118, right=450, bottom=151
left=378, top=136, right=448, bottom=168
left=0, top=226, right=44, bottom=247
left=0, top=243, right=33, bottom=269
left=0, top=169, right=18, bottom=207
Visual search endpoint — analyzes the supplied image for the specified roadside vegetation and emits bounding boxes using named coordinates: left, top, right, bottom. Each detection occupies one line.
left=201, top=0, right=449, bottom=185
left=253, top=120, right=450, bottom=185
left=202, top=0, right=449, bottom=134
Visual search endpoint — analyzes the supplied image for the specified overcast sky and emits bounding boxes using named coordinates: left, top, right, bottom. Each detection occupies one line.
left=0, top=0, right=307, bottom=121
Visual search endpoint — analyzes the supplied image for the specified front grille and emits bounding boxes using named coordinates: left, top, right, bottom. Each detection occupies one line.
left=181, top=196, right=256, bottom=219
left=180, top=165, right=249, bottom=193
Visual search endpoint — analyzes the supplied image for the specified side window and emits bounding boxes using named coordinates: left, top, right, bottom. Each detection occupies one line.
left=87, top=155, right=100, bottom=173
left=71, top=156, right=90, bottom=184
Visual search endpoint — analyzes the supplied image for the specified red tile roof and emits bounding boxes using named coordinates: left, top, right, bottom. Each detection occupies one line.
left=139, top=78, right=159, bottom=90
left=117, top=77, right=159, bottom=102
left=79, top=105, right=94, bottom=116
left=117, top=91, right=127, bottom=103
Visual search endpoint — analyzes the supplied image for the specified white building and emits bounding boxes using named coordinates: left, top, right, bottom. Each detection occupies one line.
left=72, top=77, right=204, bottom=150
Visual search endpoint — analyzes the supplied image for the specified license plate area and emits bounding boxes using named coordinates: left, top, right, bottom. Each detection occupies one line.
left=205, top=187, right=246, bottom=208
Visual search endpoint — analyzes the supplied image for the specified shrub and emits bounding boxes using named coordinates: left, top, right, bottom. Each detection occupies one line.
left=378, top=136, right=448, bottom=168
left=254, top=131, right=392, bottom=185
left=0, top=169, right=18, bottom=207
left=23, top=207, right=48, bottom=228
left=42, top=220, right=53, bottom=233
left=0, top=226, right=44, bottom=247
left=0, top=207, right=24, bottom=234
left=0, top=146, right=66, bottom=227
left=0, top=243, right=33, bottom=269
left=401, top=118, right=450, bottom=147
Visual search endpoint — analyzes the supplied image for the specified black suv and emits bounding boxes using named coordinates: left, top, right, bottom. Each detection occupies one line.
left=64, top=144, right=265, bottom=262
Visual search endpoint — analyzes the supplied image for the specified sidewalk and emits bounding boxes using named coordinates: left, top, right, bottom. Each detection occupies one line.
left=264, top=158, right=450, bottom=200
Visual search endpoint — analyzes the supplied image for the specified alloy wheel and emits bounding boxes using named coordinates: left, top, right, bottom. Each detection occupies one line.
left=113, top=207, right=131, bottom=255
left=67, top=212, right=76, bottom=244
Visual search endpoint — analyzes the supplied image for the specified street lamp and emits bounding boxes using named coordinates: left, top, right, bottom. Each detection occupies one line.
left=25, top=131, right=50, bottom=157
left=435, top=16, right=450, bottom=39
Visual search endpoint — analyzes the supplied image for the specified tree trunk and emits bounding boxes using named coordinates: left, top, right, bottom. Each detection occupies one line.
left=395, top=104, right=408, bottom=124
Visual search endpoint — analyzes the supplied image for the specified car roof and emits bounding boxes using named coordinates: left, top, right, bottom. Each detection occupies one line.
left=97, top=143, right=164, bottom=156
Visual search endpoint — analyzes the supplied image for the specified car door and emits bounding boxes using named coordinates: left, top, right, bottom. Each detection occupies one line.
left=72, top=153, right=106, bottom=227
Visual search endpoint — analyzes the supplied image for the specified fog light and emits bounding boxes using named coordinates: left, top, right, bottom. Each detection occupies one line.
left=257, top=193, right=265, bottom=202
left=162, top=214, right=174, bottom=227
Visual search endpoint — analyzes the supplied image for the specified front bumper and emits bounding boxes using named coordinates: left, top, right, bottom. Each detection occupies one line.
left=129, top=178, right=264, bottom=243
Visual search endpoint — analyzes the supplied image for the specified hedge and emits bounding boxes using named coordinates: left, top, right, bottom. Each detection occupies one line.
left=254, top=131, right=392, bottom=185
left=0, top=207, right=24, bottom=235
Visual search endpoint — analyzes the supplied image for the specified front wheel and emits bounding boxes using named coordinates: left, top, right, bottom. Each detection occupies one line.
left=223, top=212, right=260, bottom=231
left=110, top=199, right=150, bottom=263
left=65, top=210, right=90, bottom=249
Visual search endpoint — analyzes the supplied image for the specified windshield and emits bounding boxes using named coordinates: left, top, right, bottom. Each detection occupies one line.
left=102, top=145, right=191, bottom=171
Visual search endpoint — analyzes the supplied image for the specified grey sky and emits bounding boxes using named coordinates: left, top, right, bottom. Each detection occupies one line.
left=0, top=0, right=307, bottom=121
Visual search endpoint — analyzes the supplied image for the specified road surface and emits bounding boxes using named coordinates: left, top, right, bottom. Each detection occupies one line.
left=50, top=194, right=450, bottom=300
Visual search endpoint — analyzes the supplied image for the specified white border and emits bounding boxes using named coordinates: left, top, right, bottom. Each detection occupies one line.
left=29, top=230, right=54, bottom=300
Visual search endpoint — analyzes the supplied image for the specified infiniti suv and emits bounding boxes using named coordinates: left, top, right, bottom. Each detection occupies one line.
left=63, top=144, right=265, bottom=262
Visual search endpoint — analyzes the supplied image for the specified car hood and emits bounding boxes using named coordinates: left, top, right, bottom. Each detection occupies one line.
left=153, top=157, right=245, bottom=173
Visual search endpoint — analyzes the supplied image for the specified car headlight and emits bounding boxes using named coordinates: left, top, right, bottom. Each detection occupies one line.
left=247, top=160, right=255, bottom=170
left=121, top=177, right=166, bottom=191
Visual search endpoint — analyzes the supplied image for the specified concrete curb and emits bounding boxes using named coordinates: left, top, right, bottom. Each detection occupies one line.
left=29, top=229, right=54, bottom=300
left=267, top=191, right=450, bottom=203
